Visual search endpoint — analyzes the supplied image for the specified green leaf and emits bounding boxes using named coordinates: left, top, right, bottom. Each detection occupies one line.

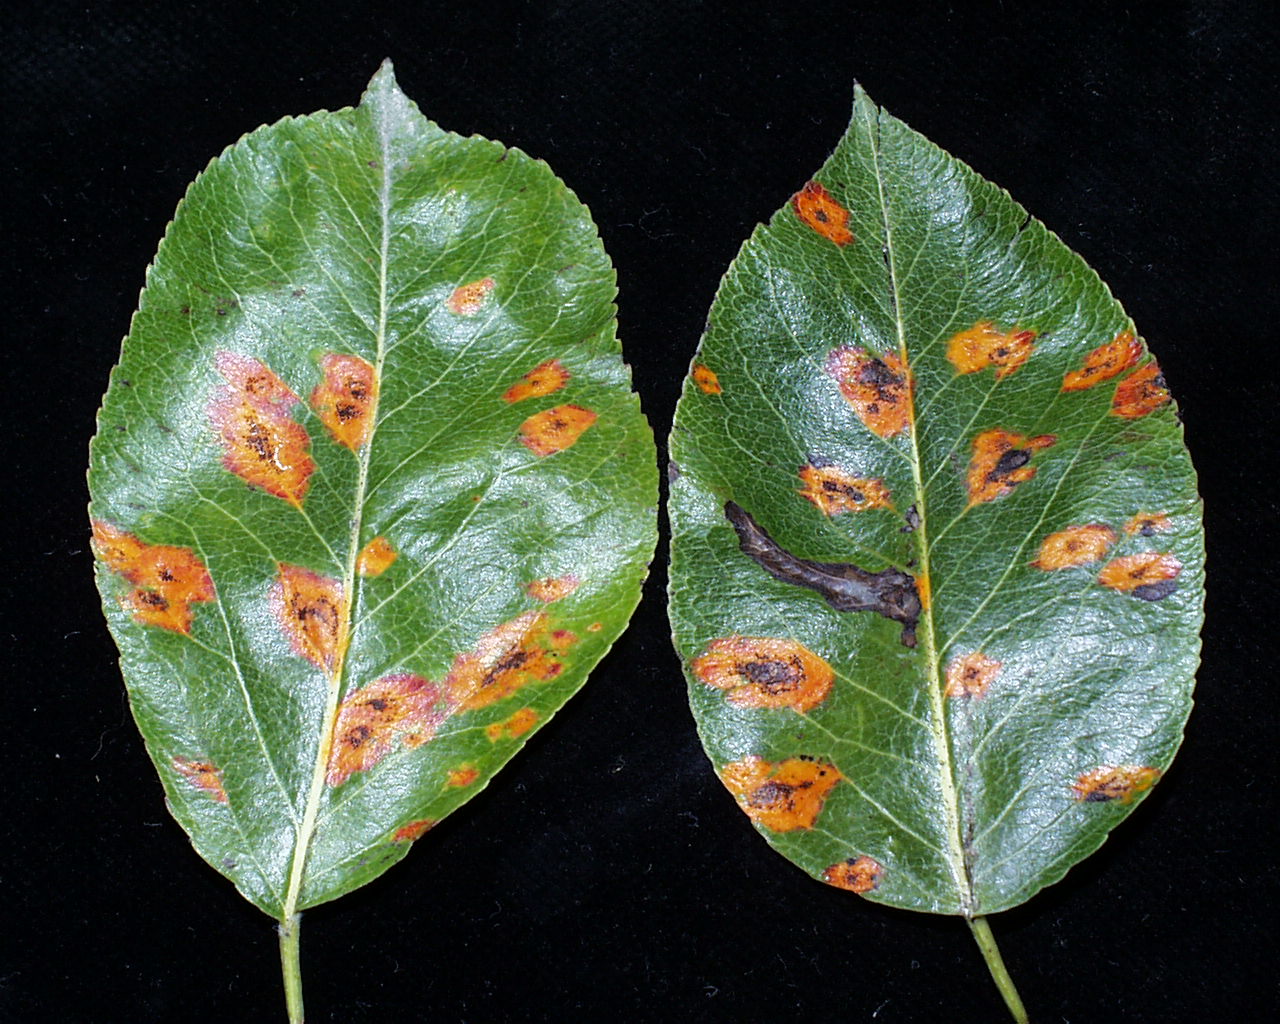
left=88, top=62, right=655, bottom=1014
left=668, top=87, right=1201, bottom=1015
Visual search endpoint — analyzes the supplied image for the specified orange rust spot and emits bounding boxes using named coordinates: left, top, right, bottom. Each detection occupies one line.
left=447, top=276, right=496, bottom=316
left=692, top=636, right=835, bottom=713
left=447, top=765, right=480, bottom=788
left=1062, top=330, right=1143, bottom=391
left=519, top=404, right=597, bottom=456
left=823, top=855, right=884, bottom=894
left=356, top=536, right=398, bottom=577
left=797, top=463, right=892, bottom=516
left=825, top=347, right=912, bottom=438
left=1033, top=524, right=1117, bottom=570
left=503, top=358, right=570, bottom=404
left=445, top=611, right=568, bottom=712
left=691, top=364, right=722, bottom=394
left=208, top=351, right=313, bottom=505
left=792, top=181, right=854, bottom=246
left=485, top=707, right=540, bottom=742
left=91, top=520, right=214, bottom=634
left=946, top=321, right=1036, bottom=379
left=270, top=564, right=345, bottom=672
left=310, top=352, right=377, bottom=450
left=326, top=673, right=448, bottom=787
left=945, top=651, right=1002, bottom=699
left=1098, top=552, right=1182, bottom=601
left=1124, top=513, right=1173, bottom=537
left=965, top=429, right=1057, bottom=506
left=1073, top=765, right=1162, bottom=803
left=393, top=819, right=436, bottom=842
left=172, top=756, right=228, bottom=804
left=721, top=755, right=842, bottom=832
left=525, top=575, right=581, bottom=603
left=1112, top=362, right=1171, bottom=419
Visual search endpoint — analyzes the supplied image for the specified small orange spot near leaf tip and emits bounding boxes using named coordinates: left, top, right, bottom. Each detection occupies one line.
left=792, top=181, right=855, bottom=245
left=823, top=855, right=884, bottom=894
left=825, top=347, right=912, bottom=438
left=393, top=819, right=436, bottom=842
left=1073, top=765, right=1162, bottom=803
left=1033, top=524, right=1117, bottom=570
left=445, top=610, right=570, bottom=712
left=519, top=404, right=597, bottom=456
left=447, top=765, right=480, bottom=788
left=1112, top=361, right=1171, bottom=419
left=691, top=364, right=722, bottom=394
left=91, top=520, right=214, bottom=634
left=1062, top=330, right=1144, bottom=392
left=1098, top=552, right=1182, bottom=601
left=208, top=351, right=314, bottom=505
left=965, top=429, right=1057, bottom=506
left=1124, top=513, right=1173, bottom=537
left=326, top=674, right=449, bottom=787
left=172, top=756, right=228, bottom=803
left=310, top=352, right=377, bottom=450
left=720, top=755, right=842, bottom=832
left=270, top=564, right=345, bottom=672
left=946, top=321, right=1036, bottom=379
left=945, top=651, right=1002, bottom=699
left=693, top=636, right=835, bottom=713
left=797, top=463, right=892, bottom=516
left=503, top=359, right=570, bottom=404
left=356, top=536, right=398, bottom=577
left=485, top=707, right=539, bottom=742
left=525, top=574, right=581, bottom=603
left=447, top=276, right=496, bottom=316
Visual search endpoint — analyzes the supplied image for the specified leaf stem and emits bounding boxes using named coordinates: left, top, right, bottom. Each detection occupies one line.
left=967, top=915, right=1029, bottom=1024
left=279, top=913, right=305, bottom=1024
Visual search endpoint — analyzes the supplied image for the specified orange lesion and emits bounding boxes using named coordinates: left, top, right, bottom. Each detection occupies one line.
left=1073, top=764, right=1161, bottom=803
left=1062, top=330, right=1143, bottom=391
left=1124, top=513, right=1173, bottom=537
left=824, top=346, right=912, bottom=437
left=356, top=536, right=397, bottom=577
left=447, top=765, right=480, bottom=788
left=392, top=819, right=436, bottom=842
left=944, top=651, right=1002, bottom=699
left=208, top=351, right=314, bottom=505
left=485, top=707, right=539, bottom=742
left=447, top=276, right=496, bottom=316
left=720, top=755, right=842, bottom=832
left=172, top=756, right=228, bottom=803
left=965, top=428, right=1057, bottom=506
left=270, top=564, right=346, bottom=672
left=1032, top=524, right=1117, bottom=570
left=525, top=575, right=581, bottom=603
left=1098, top=552, right=1182, bottom=601
left=326, top=673, right=449, bottom=787
left=310, top=352, right=377, bottom=450
left=692, top=636, right=835, bottom=713
left=445, top=610, right=571, bottom=712
left=823, top=855, right=884, bottom=894
left=503, top=359, right=570, bottom=403
left=946, top=321, right=1036, bottom=379
left=797, top=463, right=892, bottom=515
left=792, top=181, right=855, bottom=246
left=519, top=404, right=597, bottom=456
left=691, top=364, right=722, bottom=394
left=91, top=520, right=215, bottom=634
left=1112, top=362, right=1171, bottom=418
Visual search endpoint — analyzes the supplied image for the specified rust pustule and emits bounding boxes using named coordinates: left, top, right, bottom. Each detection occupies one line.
left=965, top=429, right=1056, bottom=506
left=692, top=636, right=835, bottom=713
left=91, top=520, right=215, bottom=634
left=720, top=755, right=842, bottom=831
left=1062, top=330, right=1143, bottom=391
left=792, top=181, right=855, bottom=245
left=1033, top=524, right=1117, bottom=570
left=946, top=321, right=1036, bottom=379
left=519, top=404, right=597, bottom=456
left=326, top=673, right=448, bottom=787
left=823, top=855, right=884, bottom=893
left=504, top=358, right=570, bottom=404
left=1073, top=765, right=1161, bottom=803
left=797, top=463, right=892, bottom=516
left=310, top=352, right=377, bottom=450
left=825, top=346, right=912, bottom=438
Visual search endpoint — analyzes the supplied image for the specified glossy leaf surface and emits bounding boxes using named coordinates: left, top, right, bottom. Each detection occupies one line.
left=669, top=88, right=1202, bottom=916
left=89, top=64, right=656, bottom=918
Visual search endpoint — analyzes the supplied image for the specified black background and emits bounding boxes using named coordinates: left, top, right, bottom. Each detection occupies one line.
left=5, top=2, right=1278, bottom=1022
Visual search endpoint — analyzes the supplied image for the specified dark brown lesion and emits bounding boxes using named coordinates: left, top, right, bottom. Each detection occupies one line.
left=724, top=501, right=921, bottom=648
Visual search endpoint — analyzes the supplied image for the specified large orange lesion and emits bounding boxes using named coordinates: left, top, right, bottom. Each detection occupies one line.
left=1062, top=330, right=1143, bottom=392
left=1032, top=524, right=1117, bottom=570
left=797, top=463, right=892, bottom=515
left=310, top=352, right=377, bottom=450
left=485, top=707, right=540, bottom=742
left=1111, top=362, right=1171, bottom=419
left=356, top=536, right=397, bottom=577
left=792, top=181, right=855, bottom=246
left=208, top=351, right=314, bottom=506
left=692, top=636, right=835, bottom=713
left=447, top=276, right=496, bottom=316
left=172, top=756, right=228, bottom=803
left=825, top=347, right=912, bottom=438
left=504, top=359, right=570, bottom=404
left=444, top=610, right=572, bottom=711
left=823, top=855, right=884, bottom=893
left=270, top=564, right=346, bottom=672
left=1073, top=765, right=1161, bottom=803
left=946, top=321, right=1036, bottom=379
left=944, top=651, right=1002, bottom=699
left=91, top=520, right=215, bottom=634
left=720, top=755, right=842, bottom=831
left=1098, top=552, right=1182, bottom=601
left=519, top=404, right=597, bottom=456
left=691, top=364, right=722, bottom=394
left=326, top=673, right=449, bottom=787
left=965, top=429, right=1057, bottom=506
